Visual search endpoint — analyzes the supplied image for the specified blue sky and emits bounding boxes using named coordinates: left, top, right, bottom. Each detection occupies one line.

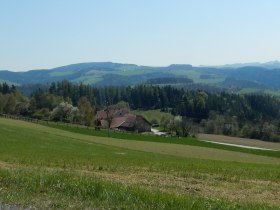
left=1, top=0, right=280, bottom=71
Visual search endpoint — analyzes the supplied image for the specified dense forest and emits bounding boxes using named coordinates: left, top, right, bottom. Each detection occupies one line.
left=1, top=81, right=280, bottom=142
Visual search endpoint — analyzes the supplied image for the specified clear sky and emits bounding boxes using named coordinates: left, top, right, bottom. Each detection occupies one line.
left=1, top=0, right=280, bottom=71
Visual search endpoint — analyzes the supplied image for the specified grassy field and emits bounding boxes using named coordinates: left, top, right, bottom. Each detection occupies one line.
left=42, top=122, right=280, bottom=159
left=171, top=70, right=225, bottom=84
left=0, top=118, right=280, bottom=209
left=116, top=68, right=157, bottom=76
left=49, top=70, right=75, bottom=77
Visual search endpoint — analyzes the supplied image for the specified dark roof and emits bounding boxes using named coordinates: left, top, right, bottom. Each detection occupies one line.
left=97, top=108, right=151, bottom=129
left=136, top=115, right=152, bottom=125
left=111, top=114, right=136, bottom=128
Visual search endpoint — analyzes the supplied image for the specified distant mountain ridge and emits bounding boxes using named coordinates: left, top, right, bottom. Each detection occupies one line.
left=208, top=60, right=280, bottom=69
left=1, top=61, right=280, bottom=90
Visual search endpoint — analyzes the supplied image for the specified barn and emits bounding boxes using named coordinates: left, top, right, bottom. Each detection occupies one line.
left=96, top=108, right=151, bottom=132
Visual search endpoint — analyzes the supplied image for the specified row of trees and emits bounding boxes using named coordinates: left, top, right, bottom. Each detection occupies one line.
left=0, top=82, right=16, bottom=94
left=0, top=82, right=27, bottom=115
left=45, top=81, right=280, bottom=122
left=0, top=84, right=95, bottom=126
left=160, top=115, right=195, bottom=137
left=31, top=94, right=95, bottom=126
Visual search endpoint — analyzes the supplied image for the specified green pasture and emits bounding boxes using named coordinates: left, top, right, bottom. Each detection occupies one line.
left=49, top=70, right=75, bottom=77
left=116, top=68, right=156, bottom=76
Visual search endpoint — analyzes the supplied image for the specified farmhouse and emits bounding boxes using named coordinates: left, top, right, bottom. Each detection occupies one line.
left=96, top=108, right=151, bottom=132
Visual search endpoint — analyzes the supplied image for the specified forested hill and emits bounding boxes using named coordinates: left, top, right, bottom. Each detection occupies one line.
left=1, top=61, right=280, bottom=90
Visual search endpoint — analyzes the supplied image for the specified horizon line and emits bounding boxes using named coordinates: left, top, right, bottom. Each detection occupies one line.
left=1, top=60, right=280, bottom=72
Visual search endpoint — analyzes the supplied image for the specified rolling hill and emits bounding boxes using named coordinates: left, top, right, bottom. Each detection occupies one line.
left=1, top=61, right=280, bottom=91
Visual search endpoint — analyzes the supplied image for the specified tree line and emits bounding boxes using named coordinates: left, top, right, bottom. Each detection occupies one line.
left=1, top=80, right=280, bottom=141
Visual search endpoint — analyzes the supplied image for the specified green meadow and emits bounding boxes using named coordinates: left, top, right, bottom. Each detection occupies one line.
left=0, top=118, right=280, bottom=209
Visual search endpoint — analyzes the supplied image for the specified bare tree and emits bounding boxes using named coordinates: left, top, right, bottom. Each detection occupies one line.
left=105, top=102, right=114, bottom=137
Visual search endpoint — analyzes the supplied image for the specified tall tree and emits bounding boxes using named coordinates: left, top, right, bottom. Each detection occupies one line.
left=78, top=97, right=95, bottom=126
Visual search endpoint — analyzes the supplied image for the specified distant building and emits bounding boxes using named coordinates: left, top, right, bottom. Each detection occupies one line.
left=96, top=108, right=151, bottom=132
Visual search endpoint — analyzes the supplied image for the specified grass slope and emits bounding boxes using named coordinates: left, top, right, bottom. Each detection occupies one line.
left=43, top=122, right=280, bottom=159
left=0, top=118, right=280, bottom=209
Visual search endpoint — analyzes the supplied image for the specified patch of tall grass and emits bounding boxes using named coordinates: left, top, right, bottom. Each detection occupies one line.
left=0, top=169, right=276, bottom=210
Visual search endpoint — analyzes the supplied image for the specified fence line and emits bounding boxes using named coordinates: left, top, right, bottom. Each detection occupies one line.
left=0, top=113, right=98, bottom=130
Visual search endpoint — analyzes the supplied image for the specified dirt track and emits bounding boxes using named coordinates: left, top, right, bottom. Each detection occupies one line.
left=0, top=204, right=33, bottom=210
left=198, top=134, right=280, bottom=150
